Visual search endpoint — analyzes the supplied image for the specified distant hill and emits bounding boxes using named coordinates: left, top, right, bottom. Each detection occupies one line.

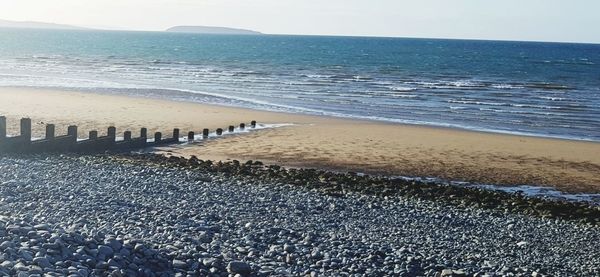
left=0, top=19, right=88, bottom=30
left=166, top=26, right=262, bottom=35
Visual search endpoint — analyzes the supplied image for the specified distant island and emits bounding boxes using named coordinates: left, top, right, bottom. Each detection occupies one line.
left=0, top=19, right=262, bottom=35
left=166, top=26, right=262, bottom=35
left=0, top=19, right=88, bottom=30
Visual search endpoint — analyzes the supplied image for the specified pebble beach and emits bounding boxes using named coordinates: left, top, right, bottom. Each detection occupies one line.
left=0, top=154, right=598, bottom=276
left=1, top=6, right=600, bottom=277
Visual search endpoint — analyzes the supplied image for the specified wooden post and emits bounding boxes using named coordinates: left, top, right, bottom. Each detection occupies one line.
left=0, top=116, right=6, bottom=139
left=124, top=131, right=132, bottom=141
left=251, top=120, right=257, bottom=128
left=45, top=124, right=55, bottom=140
left=203, top=128, right=209, bottom=138
left=67, top=126, right=78, bottom=143
left=216, top=128, right=223, bottom=136
left=240, top=123, right=246, bottom=130
left=108, top=127, right=116, bottom=140
left=188, top=131, right=194, bottom=141
left=173, top=128, right=180, bottom=139
left=154, top=132, right=162, bottom=142
left=228, top=125, right=235, bottom=132
left=20, top=118, right=32, bottom=141
left=140, top=128, right=147, bottom=139
left=89, top=131, right=98, bottom=140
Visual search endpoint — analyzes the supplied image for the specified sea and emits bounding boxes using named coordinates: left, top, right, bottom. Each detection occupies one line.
left=0, top=28, right=599, bottom=141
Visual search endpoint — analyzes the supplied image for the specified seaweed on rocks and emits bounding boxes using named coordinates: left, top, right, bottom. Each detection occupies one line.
left=121, top=153, right=600, bottom=225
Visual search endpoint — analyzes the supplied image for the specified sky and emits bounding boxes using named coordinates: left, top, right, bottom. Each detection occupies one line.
left=0, top=0, right=599, bottom=43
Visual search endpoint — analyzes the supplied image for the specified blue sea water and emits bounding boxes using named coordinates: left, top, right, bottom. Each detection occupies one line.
left=0, top=28, right=599, bottom=141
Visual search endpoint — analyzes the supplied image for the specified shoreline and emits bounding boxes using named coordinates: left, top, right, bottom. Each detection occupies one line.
left=7, top=85, right=598, bottom=143
left=1, top=87, right=599, bottom=193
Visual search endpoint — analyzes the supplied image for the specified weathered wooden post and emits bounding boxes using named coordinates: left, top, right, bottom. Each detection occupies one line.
left=216, top=128, right=223, bottom=136
left=0, top=116, right=6, bottom=139
left=124, top=131, right=132, bottom=141
left=203, top=128, right=209, bottom=138
left=89, top=131, right=98, bottom=140
left=251, top=120, right=257, bottom=128
left=140, top=128, right=147, bottom=139
left=154, top=132, right=162, bottom=143
left=188, top=131, right=194, bottom=141
left=20, top=118, right=32, bottom=142
left=67, top=125, right=78, bottom=143
left=45, top=124, right=55, bottom=140
left=173, top=128, right=180, bottom=139
left=240, top=123, right=246, bottom=130
left=228, top=125, right=235, bottom=132
left=108, top=127, right=116, bottom=141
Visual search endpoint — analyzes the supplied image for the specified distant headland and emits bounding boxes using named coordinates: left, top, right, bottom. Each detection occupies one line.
left=166, top=26, right=262, bottom=35
left=0, top=19, right=88, bottom=30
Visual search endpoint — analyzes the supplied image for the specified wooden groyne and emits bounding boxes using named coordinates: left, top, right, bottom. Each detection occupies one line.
left=0, top=116, right=257, bottom=154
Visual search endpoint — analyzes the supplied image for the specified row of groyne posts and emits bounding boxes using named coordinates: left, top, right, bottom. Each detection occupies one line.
left=0, top=116, right=257, bottom=154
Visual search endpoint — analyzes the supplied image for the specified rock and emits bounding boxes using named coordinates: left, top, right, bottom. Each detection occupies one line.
left=172, top=259, right=187, bottom=269
left=198, top=232, right=212, bottom=243
left=33, top=257, right=51, bottom=268
left=452, top=269, right=467, bottom=276
left=283, top=244, right=295, bottom=253
left=78, top=268, right=89, bottom=276
left=20, top=250, right=34, bottom=261
left=441, top=269, right=454, bottom=276
left=34, top=224, right=50, bottom=230
left=227, top=261, right=252, bottom=275
left=0, top=241, right=15, bottom=250
left=108, top=239, right=122, bottom=251
left=0, top=261, right=14, bottom=269
left=202, top=258, right=215, bottom=267
left=97, top=245, right=114, bottom=257
left=28, top=265, right=43, bottom=274
left=14, top=262, right=28, bottom=271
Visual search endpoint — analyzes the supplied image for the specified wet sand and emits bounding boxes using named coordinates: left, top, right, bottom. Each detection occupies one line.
left=1, top=87, right=599, bottom=193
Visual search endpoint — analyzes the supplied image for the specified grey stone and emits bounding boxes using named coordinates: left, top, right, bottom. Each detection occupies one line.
left=227, top=261, right=252, bottom=275
left=172, top=259, right=187, bottom=269
left=97, top=245, right=114, bottom=257
left=33, top=257, right=51, bottom=268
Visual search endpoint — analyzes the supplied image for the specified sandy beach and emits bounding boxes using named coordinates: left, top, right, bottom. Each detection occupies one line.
left=1, top=87, right=599, bottom=193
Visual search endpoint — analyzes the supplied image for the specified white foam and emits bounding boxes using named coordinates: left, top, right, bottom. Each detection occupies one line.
left=391, top=175, right=600, bottom=205
left=178, top=123, right=294, bottom=145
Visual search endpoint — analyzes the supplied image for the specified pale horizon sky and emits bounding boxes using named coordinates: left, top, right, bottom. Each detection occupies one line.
left=1, top=0, right=600, bottom=43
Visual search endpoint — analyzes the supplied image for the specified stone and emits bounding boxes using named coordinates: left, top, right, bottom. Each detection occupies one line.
left=33, top=257, right=51, bottom=268
left=172, top=259, right=187, bottom=269
left=108, top=240, right=122, bottom=251
left=283, top=244, right=296, bottom=253
left=97, top=245, right=114, bottom=257
left=227, top=261, right=252, bottom=275
left=441, top=269, right=454, bottom=276
left=0, top=241, right=15, bottom=250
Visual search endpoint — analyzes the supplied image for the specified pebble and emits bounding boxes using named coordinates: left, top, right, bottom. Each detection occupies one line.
left=32, top=257, right=51, bottom=268
left=227, top=261, right=252, bottom=275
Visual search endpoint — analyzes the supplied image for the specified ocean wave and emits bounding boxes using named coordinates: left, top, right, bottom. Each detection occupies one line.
left=531, top=59, right=596, bottom=66
left=302, top=74, right=335, bottom=79
left=388, top=86, right=417, bottom=92
left=525, top=83, right=571, bottom=90
left=447, top=100, right=508, bottom=106
left=491, top=84, right=523, bottom=89
left=538, top=96, right=566, bottom=101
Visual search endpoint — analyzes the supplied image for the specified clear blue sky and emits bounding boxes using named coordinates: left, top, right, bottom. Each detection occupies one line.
left=1, top=0, right=599, bottom=43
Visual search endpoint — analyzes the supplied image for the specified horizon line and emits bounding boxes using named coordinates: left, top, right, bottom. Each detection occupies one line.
left=1, top=22, right=599, bottom=45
